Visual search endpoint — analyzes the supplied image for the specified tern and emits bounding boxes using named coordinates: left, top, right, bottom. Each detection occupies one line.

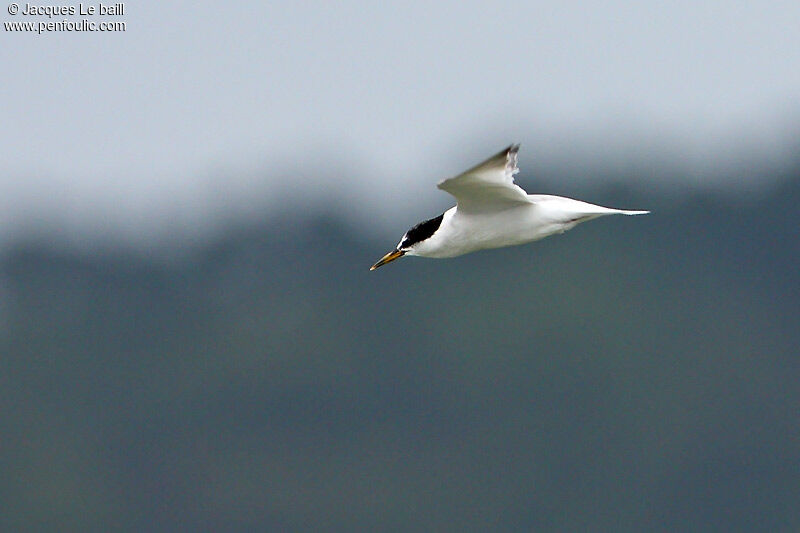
left=370, top=144, right=648, bottom=270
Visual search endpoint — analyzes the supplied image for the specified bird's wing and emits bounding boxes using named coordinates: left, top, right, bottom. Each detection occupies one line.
left=437, top=144, right=532, bottom=213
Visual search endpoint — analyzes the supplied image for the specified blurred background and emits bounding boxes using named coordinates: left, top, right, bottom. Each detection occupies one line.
left=1, top=1, right=799, bottom=530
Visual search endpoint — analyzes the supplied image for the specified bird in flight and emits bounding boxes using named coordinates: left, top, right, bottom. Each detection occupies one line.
left=370, top=144, right=648, bottom=270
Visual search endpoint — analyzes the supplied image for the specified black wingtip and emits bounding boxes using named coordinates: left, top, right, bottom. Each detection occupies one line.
left=507, top=144, right=520, bottom=175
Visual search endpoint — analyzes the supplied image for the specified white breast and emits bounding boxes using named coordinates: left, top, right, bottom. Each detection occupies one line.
left=410, top=204, right=558, bottom=258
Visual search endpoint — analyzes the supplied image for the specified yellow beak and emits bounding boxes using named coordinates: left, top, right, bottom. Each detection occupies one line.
left=370, top=249, right=405, bottom=270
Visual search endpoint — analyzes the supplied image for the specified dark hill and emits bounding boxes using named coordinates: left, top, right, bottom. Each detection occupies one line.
left=1, top=175, right=798, bottom=531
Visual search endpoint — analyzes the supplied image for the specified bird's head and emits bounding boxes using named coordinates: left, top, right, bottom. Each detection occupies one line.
left=369, top=212, right=444, bottom=270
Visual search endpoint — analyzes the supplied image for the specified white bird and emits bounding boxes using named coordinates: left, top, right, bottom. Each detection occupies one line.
left=370, top=144, right=649, bottom=270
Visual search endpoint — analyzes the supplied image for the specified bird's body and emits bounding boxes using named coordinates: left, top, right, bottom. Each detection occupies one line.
left=411, top=196, right=644, bottom=258
left=370, top=144, right=648, bottom=270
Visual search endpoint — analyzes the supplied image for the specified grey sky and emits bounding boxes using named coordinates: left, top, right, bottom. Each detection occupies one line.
left=2, top=0, right=799, bottom=239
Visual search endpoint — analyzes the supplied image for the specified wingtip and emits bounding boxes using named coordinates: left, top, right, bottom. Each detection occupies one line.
left=507, top=144, right=520, bottom=176
left=438, top=143, right=523, bottom=190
